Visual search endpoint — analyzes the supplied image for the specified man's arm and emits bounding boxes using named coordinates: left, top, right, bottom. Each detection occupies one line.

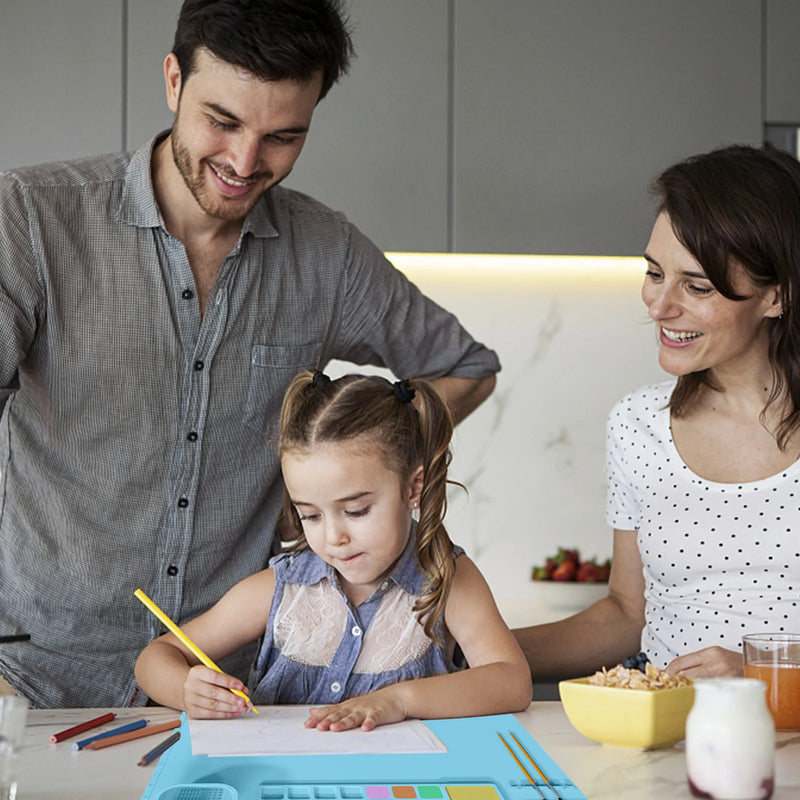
left=338, top=228, right=500, bottom=416
left=429, top=374, right=496, bottom=425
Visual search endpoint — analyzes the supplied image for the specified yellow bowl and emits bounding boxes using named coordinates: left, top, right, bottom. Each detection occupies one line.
left=558, top=677, right=695, bottom=750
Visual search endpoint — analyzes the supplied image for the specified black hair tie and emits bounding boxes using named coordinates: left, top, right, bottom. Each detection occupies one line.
left=393, top=379, right=416, bottom=403
left=312, top=371, right=331, bottom=388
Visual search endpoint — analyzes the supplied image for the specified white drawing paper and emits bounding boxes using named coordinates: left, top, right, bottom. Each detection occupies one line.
left=188, top=706, right=447, bottom=757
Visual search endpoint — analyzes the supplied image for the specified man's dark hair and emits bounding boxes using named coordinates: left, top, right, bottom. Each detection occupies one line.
left=172, top=0, right=354, bottom=101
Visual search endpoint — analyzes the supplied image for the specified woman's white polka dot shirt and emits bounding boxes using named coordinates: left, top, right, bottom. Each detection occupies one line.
left=606, top=380, right=800, bottom=668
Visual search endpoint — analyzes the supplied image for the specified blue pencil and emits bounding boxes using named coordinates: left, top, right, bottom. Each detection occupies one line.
left=72, top=718, right=147, bottom=750
left=138, top=730, right=181, bottom=766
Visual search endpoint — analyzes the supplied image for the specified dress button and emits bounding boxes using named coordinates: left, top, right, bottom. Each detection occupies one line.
left=181, top=288, right=194, bottom=300
left=167, top=565, right=179, bottom=576
left=194, top=360, right=204, bottom=371
left=187, top=431, right=198, bottom=442
left=351, top=625, right=361, bottom=637
left=177, top=497, right=189, bottom=508
left=330, top=682, right=341, bottom=693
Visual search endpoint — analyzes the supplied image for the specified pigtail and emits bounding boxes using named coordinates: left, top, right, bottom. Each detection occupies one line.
left=278, top=370, right=328, bottom=547
left=410, top=381, right=458, bottom=641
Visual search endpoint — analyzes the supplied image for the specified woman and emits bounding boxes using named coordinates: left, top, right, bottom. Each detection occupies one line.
left=515, top=145, right=800, bottom=679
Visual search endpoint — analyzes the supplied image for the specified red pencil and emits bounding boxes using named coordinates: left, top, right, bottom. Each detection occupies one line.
left=50, top=712, right=116, bottom=743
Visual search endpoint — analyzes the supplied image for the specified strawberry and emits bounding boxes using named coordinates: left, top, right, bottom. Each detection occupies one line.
left=531, top=548, right=611, bottom=582
left=576, top=561, right=602, bottom=582
left=531, top=566, right=549, bottom=581
left=551, top=560, right=577, bottom=581
left=557, top=547, right=580, bottom=568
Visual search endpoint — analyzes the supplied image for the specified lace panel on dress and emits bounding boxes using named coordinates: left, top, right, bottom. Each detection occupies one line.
left=353, top=584, right=432, bottom=673
left=273, top=580, right=347, bottom=666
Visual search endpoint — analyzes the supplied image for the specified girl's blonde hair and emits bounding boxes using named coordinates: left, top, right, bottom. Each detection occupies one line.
left=278, top=370, right=456, bottom=640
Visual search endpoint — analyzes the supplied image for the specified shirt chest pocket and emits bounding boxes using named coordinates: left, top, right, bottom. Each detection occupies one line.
left=244, top=342, right=322, bottom=434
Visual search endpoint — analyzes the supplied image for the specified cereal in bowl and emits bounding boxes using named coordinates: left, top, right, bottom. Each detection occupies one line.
left=588, top=660, right=691, bottom=690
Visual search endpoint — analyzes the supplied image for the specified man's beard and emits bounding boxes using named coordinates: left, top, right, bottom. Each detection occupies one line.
left=170, top=126, right=272, bottom=222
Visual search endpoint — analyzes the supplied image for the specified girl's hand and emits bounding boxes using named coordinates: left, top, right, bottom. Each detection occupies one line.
left=304, top=687, right=407, bottom=731
left=183, top=664, right=250, bottom=719
left=665, top=646, right=744, bottom=679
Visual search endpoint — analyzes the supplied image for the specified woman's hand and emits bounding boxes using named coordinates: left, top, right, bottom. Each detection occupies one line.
left=304, top=686, right=407, bottom=732
left=666, top=646, right=743, bottom=679
left=183, top=664, right=250, bottom=719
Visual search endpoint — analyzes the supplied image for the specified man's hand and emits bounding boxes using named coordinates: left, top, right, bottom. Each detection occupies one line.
left=428, top=374, right=496, bottom=424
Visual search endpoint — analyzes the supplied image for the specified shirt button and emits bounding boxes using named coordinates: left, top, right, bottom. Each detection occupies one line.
left=182, top=288, right=194, bottom=300
left=380, top=581, right=389, bottom=591
left=194, top=360, right=204, bottom=371
left=177, top=497, right=189, bottom=508
left=330, top=682, right=341, bottom=693
left=187, top=431, right=198, bottom=442
left=351, top=625, right=361, bottom=637
left=167, top=565, right=179, bottom=576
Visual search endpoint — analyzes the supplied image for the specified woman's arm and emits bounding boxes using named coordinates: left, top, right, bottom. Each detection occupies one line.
left=305, top=554, right=532, bottom=731
left=512, top=530, right=646, bottom=676
left=134, top=568, right=275, bottom=717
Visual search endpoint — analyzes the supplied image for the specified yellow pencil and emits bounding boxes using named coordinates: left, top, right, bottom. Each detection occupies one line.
left=497, top=734, right=544, bottom=800
left=134, top=589, right=258, bottom=714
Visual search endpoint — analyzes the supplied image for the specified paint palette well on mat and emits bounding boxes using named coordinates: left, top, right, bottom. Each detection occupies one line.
left=259, top=785, right=503, bottom=800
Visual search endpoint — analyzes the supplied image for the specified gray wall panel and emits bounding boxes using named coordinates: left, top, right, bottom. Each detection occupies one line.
left=286, top=0, right=450, bottom=252
left=766, top=0, right=800, bottom=123
left=453, top=0, right=762, bottom=255
left=126, top=0, right=182, bottom=149
left=0, top=0, right=123, bottom=170
left=2, top=1, right=798, bottom=255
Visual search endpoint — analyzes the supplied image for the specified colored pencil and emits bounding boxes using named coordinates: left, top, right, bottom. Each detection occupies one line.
left=50, top=712, right=116, bottom=743
left=137, top=730, right=180, bottom=766
left=72, top=718, right=147, bottom=750
left=509, top=730, right=563, bottom=800
left=497, top=733, right=545, bottom=800
left=83, top=718, right=181, bottom=751
left=134, top=588, right=257, bottom=713
left=0, top=634, right=30, bottom=644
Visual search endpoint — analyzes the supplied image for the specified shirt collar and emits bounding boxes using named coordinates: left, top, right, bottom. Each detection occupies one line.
left=117, top=131, right=278, bottom=239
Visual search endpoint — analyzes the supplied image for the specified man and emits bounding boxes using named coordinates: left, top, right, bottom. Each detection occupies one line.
left=0, top=0, right=499, bottom=707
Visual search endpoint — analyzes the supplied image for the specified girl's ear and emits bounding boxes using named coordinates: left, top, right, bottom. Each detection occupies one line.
left=406, top=465, right=424, bottom=509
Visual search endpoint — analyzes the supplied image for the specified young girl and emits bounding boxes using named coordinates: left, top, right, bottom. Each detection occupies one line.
left=135, top=371, right=531, bottom=731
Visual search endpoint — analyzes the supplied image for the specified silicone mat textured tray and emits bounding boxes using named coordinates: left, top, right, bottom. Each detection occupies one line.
left=141, top=713, right=587, bottom=800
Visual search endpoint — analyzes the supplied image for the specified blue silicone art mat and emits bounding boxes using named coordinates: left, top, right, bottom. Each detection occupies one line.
left=140, top=713, right=587, bottom=800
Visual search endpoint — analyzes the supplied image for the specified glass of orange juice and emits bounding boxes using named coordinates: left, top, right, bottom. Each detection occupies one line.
left=742, top=633, right=800, bottom=730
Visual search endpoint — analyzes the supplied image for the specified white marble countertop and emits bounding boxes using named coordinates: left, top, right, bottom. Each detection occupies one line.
left=15, top=704, right=800, bottom=800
